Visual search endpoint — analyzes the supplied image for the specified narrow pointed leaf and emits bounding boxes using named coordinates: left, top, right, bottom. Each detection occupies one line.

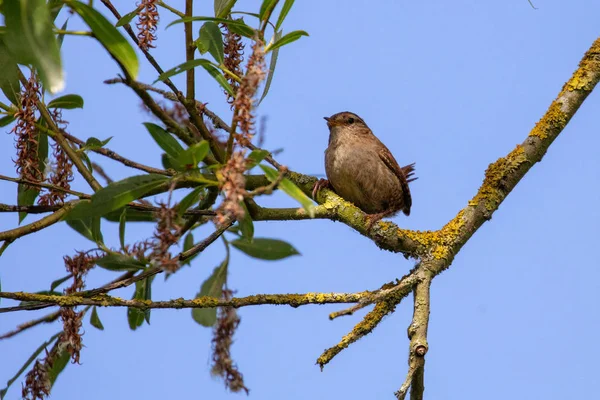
left=95, top=253, right=147, bottom=271
left=182, top=232, right=196, bottom=266
left=266, top=30, right=309, bottom=52
left=259, top=0, right=278, bottom=21
left=275, top=0, right=295, bottom=31
left=90, top=306, right=105, bottom=330
left=214, top=0, right=237, bottom=18
left=66, top=174, right=169, bottom=219
left=66, top=218, right=95, bottom=241
left=116, top=7, right=142, bottom=27
left=192, top=256, right=228, bottom=327
left=259, top=30, right=281, bottom=104
left=0, top=115, right=16, bottom=127
left=83, top=136, right=112, bottom=150
left=176, top=141, right=210, bottom=170
left=47, top=348, right=70, bottom=386
left=260, top=165, right=315, bottom=217
left=246, top=149, right=270, bottom=169
left=167, top=17, right=254, bottom=38
left=144, top=122, right=184, bottom=158
left=175, top=187, right=204, bottom=217
left=119, top=208, right=127, bottom=250
left=17, top=184, right=40, bottom=224
left=156, top=59, right=234, bottom=96
left=238, top=201, right=254, bottom=241
left=68, top=1, right=139, bottom=79
left=91, top=215, right=104, bottom=243
left=231, top=237, right=300, bottom=260
left=50, top=274, right=72, bottom=291
left=48, top=94, right=84, bottom=109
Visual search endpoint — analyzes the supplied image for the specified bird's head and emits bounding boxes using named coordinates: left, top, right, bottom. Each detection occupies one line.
left=324, top=112, right=369, bottom=132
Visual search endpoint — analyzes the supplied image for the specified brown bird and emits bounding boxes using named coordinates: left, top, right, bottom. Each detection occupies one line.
left=313, top=111, right=417, bottom=228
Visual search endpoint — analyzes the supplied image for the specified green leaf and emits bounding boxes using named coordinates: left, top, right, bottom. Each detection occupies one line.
left=156, top=59, right=234, bottom=96
left=103, top=207, right=156, bottom=222
left=50, top=274, right=72, bottom=291
left=259, top=165, right=315, bottom=217
left=275, top=0, right=294, bottom=31
left=0, top=331, right=62, bottom=400
left=143, top=122, right=184, bottom=158
left=115, top=7, right=141, bottom=27
left=167, top=17, right=255, bottom=38
left=95, top=253, right=147, bottom=271
left=91, top=215, right=104, bottom=243
left=176, top=141, right=210, bottom=170
left=119, top=208, right=127, bottom=250
left=259, top=0, right=278, bottom=21
left=66, top=174, right=169, bottom=219
left=231, top=237, right=300, bottom=260
left=246, top=149, right=269, bottom=169
left=57, top=18, right=69, bottom=49
left=47, top=94, right=84, bottom=109
left=198, top=22, right=224, bottom=64
left=90, top=306, right=105, bottom=330
left=192, top=255, right=228, bottom=327
left=68, top=1, right=139, bottom=79
left=238, top=201, right=254, bottom=241
left=0, top=37, right=20, bottom=106
left=3, top=0, right=64, bottom=93
left=80, top=151, right=94, bottom=172
left=66, top=218, right=95, bottom=241
left=83, top=136, right=112, bottom=150
left=259, top=30, right=281, bottom=104
left=0, top=115, right=16, bottom=127
left=182, top=232, right=196, bottom=266
left=265, top=30, right=309, bottom=52
left=175, top=187, right=204, bottom=217
left=47, top=348, right=70, bottom=386
left=214, top=0, right=237, bottom=18
left=128, top=276, right=153, bottom=329
left=17, top=184, right=39, bottom=224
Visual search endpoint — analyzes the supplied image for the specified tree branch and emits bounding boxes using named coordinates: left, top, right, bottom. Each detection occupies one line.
left=395, top=276, right=431, bottom=400
left=0, top=290, right=371, bottom=313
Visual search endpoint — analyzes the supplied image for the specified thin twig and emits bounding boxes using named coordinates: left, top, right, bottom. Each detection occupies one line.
left=61, top=131, right=172, bottom=176
left=0, top=311, right=60, bottom=340
left=0, top=174, right=90, bottom=198
left=178, top=219, right=234, bottom=262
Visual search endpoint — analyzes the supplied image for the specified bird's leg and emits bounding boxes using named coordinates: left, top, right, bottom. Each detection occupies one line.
left=365, top=209, right=395, bottom=231
left=312, top=178, right=331, bottom=200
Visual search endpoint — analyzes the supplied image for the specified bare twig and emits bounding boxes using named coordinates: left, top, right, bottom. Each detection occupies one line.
left=0, top=174, right=90, bottom=198
left=0, top=311, right=60, bottom=340
left=178, top=219, right=234, bottom=262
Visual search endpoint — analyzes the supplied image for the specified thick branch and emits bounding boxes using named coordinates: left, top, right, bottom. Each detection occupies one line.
left=396, top=277, right=431, bottom=400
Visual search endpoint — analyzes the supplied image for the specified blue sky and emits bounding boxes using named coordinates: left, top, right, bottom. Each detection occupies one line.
left=2, top=0, right=600, bottom=399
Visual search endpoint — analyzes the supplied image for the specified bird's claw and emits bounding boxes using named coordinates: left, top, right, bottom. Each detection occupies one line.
left=312, top=179, right=330, bottom=200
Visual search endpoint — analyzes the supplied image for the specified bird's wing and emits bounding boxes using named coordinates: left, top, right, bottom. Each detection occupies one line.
left=378, top=147, right=413, bottom=215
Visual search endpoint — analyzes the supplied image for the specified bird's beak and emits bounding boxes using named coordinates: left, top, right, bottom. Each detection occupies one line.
left=324, top=116, right=334, bottom=128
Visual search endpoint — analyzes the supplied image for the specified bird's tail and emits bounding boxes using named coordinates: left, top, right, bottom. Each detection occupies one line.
left=402, top=163, right=417, bottom=183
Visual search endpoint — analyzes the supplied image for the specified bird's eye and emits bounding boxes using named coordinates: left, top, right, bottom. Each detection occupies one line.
left=347, top=117, right=355, bottom=124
